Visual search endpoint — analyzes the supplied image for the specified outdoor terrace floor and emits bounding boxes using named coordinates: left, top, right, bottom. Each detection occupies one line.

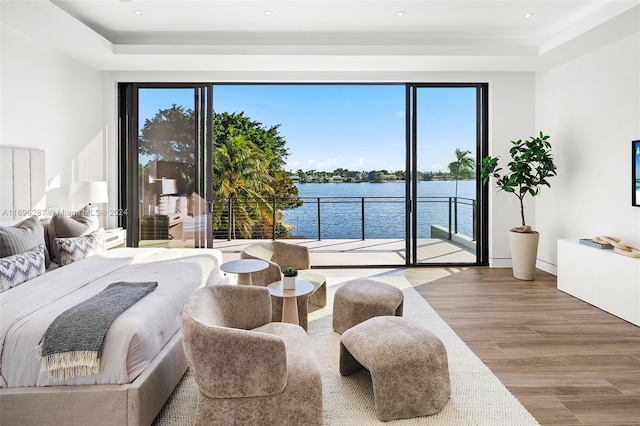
left=211, top=238, right=476, bottom=266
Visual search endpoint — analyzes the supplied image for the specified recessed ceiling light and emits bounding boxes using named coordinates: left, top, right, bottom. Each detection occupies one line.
left=396, top=11, right=406, bottom=17
left=132, top=9, right=143, bottom=15
left=264, top=10, right=273, bottom=16
left=523, top=12, right=534, bottom=18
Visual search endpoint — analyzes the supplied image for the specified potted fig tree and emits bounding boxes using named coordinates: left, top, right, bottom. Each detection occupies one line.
left=480, top=131, right=557, bottom=280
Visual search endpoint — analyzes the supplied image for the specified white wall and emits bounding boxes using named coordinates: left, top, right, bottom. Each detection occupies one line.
left=536, top=31, right=640, bottom=274
left=1, top=24, right=108, bottom=214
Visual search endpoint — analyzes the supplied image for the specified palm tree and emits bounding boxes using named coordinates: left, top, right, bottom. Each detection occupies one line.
left=448, top=148, right=474, bottom=199
left=213, top=128, right=274, bottom=239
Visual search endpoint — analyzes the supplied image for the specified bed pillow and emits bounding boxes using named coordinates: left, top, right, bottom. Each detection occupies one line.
left=0, top=245, right=46, bottom=292
left=55, top=228, right=105, bottom=267
left=49, top=214, right=99, bottom=264
left=40, top=217, right=53, bottom=262
left=0, top=215, right=50, bottom=267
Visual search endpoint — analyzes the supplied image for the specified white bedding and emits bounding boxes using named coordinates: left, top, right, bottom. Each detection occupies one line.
left=0, top=248, right=224, bottom=388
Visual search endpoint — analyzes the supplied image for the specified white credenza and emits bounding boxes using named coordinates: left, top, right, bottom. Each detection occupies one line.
left=557, top=239, right=640, bottom=326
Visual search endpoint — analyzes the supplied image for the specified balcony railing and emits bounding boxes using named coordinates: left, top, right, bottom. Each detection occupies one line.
left=211, top=196, right=477, bottom=242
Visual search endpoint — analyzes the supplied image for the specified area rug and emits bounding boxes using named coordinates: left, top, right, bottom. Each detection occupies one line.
left=154, top=277, right=540, bottom=425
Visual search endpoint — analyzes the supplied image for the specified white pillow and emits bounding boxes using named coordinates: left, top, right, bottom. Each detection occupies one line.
left=54, top=229, right=105, bottom=266
left=0, top=220, right=22, bottom=227
left=0, top=245, right=46, bottom=292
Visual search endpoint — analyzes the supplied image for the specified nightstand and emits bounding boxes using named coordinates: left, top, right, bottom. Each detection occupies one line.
left=105, top=228, right=126, bottom=250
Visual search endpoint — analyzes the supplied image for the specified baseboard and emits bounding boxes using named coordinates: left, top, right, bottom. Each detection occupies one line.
left=536, top=259, right=558, bottom=276
left=488, top=256, right=558, bottom=276
left=488, top=257, right=512, bottom=268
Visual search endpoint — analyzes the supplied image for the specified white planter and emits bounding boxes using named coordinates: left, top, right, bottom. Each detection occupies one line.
left=509, top=231, right=540, bottom=281
left=283, top=276, right=296, bottom=290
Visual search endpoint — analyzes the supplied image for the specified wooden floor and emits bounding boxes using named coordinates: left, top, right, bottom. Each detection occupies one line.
left=320, top=267, right=640, bottom=426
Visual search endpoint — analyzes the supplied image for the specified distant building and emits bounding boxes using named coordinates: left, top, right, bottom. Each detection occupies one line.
left=330, top=175, right=343, bottom=182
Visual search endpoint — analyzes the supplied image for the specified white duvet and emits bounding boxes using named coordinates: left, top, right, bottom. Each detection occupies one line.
left=0, top=248, right=225, bottom=388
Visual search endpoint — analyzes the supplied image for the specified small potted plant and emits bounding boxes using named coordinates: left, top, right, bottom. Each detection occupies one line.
left=282, top=266, right=298, bottom=290
left=480, top=131, right=557, bottom=280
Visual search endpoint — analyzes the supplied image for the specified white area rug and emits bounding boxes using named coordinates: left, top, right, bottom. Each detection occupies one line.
left=154, top=277, right=540, bottom=425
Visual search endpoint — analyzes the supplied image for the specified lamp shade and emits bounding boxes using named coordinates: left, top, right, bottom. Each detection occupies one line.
left=155, top=178, right=177, bottom=195
left=69, top=181, right=109, bottom=205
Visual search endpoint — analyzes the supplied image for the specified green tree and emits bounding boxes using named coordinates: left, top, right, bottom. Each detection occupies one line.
left=214, top=111, right=289, bottom=175
left=139, top=104, right=195, bottom=164
left=368, top=170, right=384, bottom=182
left=213, top=130, right=274, bottom=239
left=140, top=106, right=300, bottom=238
left=448, top=148, right=474, bottom=198
left=272, top=171, right=303, bottom=209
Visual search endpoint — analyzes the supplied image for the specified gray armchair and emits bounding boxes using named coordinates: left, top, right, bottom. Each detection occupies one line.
left=240, top=241, right=327, bottom=330
left=182, top=284, right=322, bottom=426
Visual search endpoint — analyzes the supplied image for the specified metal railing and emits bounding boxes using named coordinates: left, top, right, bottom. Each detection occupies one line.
left=211, top=196, right=477, bottom=242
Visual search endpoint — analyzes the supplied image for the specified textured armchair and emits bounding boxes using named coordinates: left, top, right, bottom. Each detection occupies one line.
left=240, top=241, right=327, bottom=330
left=182, top=284, right=322, bottom=426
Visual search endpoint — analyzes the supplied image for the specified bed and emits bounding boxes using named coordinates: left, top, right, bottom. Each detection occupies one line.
left=0, top=147, right=226, bottom=425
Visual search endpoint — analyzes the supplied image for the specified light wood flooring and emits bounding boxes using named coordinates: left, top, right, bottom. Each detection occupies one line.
left=319, top=267, right=640, bottom=426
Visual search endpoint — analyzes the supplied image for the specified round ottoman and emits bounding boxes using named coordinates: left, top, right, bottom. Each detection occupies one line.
left=332, top=278, right=404, bottom=334
left=340, top=316, right=451, bottom=421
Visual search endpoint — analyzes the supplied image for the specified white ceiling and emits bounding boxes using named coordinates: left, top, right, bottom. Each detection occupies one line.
left=2, top=0, right=639, bottom=73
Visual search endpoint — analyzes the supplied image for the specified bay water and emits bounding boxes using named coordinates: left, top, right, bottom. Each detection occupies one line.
left=281, top=180, right=476, bottom=239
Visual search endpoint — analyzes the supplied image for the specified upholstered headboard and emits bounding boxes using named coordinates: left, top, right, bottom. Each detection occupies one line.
left=0, top=147, right=46, bottom=220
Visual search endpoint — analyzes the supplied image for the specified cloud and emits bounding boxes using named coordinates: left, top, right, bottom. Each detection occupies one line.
left=317, top=158, right=338, bottom=170
left=287, top=160, right=302, bottom=169
left=349, top=158, right=365, bottom=168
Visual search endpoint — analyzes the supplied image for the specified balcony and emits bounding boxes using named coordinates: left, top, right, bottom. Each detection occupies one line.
left=139, top=195, right=477, bottom=266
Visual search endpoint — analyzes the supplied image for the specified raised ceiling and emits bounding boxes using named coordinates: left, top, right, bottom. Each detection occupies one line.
left=2, top=0, right=639, bottom=72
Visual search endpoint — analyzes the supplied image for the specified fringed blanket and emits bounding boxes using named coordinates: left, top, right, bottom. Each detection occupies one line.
left=36, top=281, right=158, bottom=381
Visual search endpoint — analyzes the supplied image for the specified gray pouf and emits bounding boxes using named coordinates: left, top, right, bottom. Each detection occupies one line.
left=332, top=278, right=403, bottom=334
left=340, top=316, right=451, bottom=421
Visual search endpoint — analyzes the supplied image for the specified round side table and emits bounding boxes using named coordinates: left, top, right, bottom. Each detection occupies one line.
left=220, top=259, right=269, bottom=285
left=267, top=280, right=314, bottom=325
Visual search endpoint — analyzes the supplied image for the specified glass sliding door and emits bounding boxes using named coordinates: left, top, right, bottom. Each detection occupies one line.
left=119, top=84, right=213, bottom=248
left=406, top=84, right=488, bottom=265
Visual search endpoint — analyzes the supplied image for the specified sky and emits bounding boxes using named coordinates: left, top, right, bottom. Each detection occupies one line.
left=139, top=84, right=477, bottom=173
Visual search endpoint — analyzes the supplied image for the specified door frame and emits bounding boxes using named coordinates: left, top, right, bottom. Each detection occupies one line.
left=117, top=83, right=213, bottom=248
left=405, top=83, right=489, bottom=266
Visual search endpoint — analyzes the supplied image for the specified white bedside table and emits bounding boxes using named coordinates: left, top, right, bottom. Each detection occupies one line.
left=105, top=228, right=126, bottom=250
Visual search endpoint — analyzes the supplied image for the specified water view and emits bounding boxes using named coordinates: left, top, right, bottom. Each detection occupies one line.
left=281, top=180, right=476, bottom=240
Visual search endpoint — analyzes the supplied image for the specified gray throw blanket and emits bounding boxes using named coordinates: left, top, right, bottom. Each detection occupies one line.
left=36, top=281, right=158, bottom=381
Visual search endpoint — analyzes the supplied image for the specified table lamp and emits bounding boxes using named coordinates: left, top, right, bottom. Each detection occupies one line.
left=69, top=180, right=108, bottom=217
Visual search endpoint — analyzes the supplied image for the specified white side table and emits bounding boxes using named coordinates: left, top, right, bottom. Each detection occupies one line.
left=104, top=228, right=126, bottom=250
left=267, top=280, right=314, bottom=325
left=220, top=259, right=269, bottom=285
